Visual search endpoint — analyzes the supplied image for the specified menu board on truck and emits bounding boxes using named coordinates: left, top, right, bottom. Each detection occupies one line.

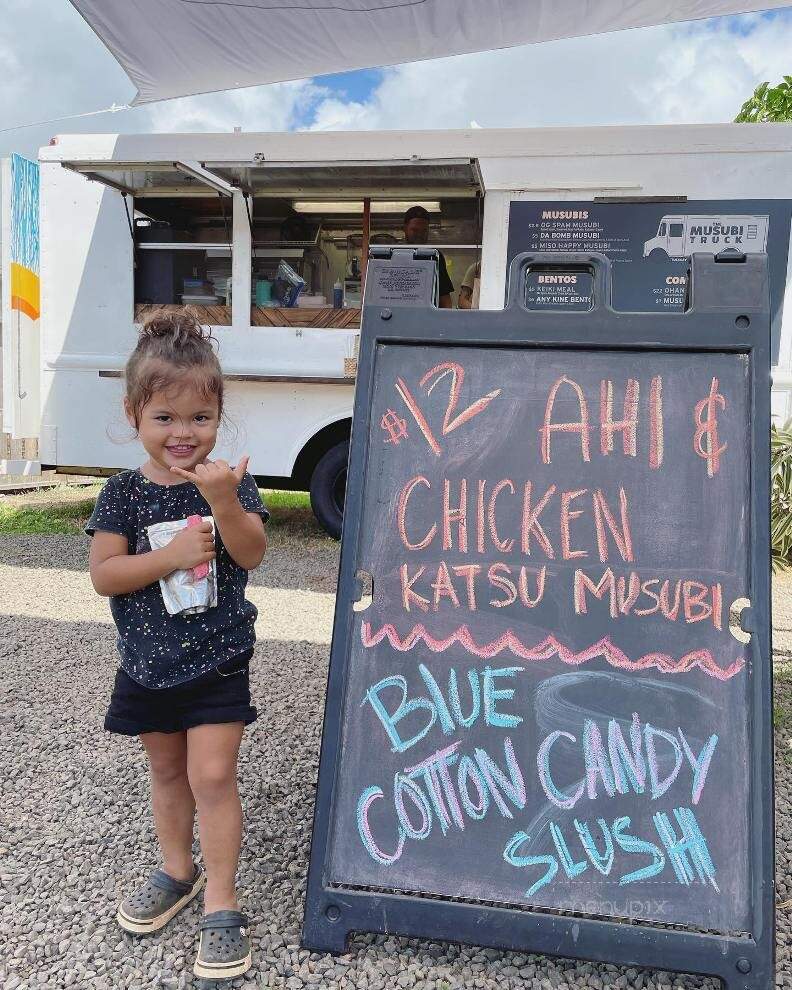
left=507, top=199, right=792, bottom=363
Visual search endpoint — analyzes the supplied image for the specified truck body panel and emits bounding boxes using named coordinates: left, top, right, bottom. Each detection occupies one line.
left=4, top=122, right=792, bottom=490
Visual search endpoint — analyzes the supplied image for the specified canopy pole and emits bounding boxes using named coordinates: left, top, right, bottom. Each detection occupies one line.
left=361, top=197, right=371, bottom=294
left=122, top=194, right=135, bottom=241
left=232, top=190, right=251, bottom=331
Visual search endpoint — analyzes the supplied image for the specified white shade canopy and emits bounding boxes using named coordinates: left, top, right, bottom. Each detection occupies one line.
left=70, top=0, right=789, bottom=106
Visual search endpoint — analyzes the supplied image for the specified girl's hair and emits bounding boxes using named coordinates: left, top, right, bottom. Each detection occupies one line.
left=125, top=309, right=224, bottom=427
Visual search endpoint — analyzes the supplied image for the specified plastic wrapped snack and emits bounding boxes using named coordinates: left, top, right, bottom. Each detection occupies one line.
left=147, top=515, right=218, bottom=616
left=272, top=259, right=305, bottom=308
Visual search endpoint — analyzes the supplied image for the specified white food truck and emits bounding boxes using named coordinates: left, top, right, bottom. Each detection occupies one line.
left=643, top=213, right=770, bottom=259
left=3, top=123, right=792, bottom=536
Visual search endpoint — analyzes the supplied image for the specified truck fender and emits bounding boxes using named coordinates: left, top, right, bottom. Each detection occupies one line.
left=286, top=412, right=353, bottom=477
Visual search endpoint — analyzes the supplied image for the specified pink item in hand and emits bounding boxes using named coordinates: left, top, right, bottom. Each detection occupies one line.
left=186, top=514, right=210, bottom=581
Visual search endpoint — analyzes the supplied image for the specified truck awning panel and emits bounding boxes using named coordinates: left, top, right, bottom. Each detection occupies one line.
left=61, top=161, right=235, bottom=196
left=206, top=158, right=480, bottom=198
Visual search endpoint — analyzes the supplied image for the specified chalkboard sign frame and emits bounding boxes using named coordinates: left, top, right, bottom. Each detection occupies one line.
left=302, top=249, right=774, bottom=990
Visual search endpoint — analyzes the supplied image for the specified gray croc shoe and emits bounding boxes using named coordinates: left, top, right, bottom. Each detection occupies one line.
left=193, top=910, right=252, bottom=980
left=117, top=865, right=205, bottom=935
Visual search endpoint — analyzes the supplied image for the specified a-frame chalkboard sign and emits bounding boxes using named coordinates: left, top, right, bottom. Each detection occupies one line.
left=302, top=248, right=774, bottom=989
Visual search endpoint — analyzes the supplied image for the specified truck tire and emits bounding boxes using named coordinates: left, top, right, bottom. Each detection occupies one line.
left=309, top=440, right=349, bottom=540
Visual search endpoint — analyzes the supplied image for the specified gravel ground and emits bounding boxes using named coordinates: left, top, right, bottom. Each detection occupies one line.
left=1, top=525, right=790, bottom=990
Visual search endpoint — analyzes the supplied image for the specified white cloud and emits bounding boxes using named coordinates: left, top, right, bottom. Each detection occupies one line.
left=145, top=81, right=326, bottom=134
left=307, top=11, right=792, bottom=131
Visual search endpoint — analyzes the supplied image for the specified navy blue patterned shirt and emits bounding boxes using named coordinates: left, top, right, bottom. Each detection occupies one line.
left=85, top=469, right=269, bottom=689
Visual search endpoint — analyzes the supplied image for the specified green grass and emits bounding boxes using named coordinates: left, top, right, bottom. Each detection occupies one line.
left=262, top=489, right=311, bottom=512
left=0, top=499, right=96, bottom=535
left=260, top=489, right=332, bottom=539
left=0, top=486, right=321, bottom=537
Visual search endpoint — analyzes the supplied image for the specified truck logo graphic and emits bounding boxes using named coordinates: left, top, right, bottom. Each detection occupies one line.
left=643, top=214, right=769, bottom=259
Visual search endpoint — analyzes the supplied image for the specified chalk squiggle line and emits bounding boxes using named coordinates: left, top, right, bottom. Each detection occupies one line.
left=360, top=622, right=745, bottom=682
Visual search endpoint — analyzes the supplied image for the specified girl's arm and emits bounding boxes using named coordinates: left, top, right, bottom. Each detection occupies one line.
left=89, top=523, right=216, bottom=597
left=170, top=457, right=267, bottom=571
left=89, top=532, right=176, bottom=596
left=211, top=499, right=267, bottom=571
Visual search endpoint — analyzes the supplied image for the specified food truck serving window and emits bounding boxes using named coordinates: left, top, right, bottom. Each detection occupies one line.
left=62, top=157, right=482, bottom=329
left=133, top=202, right=233, bottom=326
left=245, top=197, right=481, bottom=326
left=219, top=157, right=482, bottom=327
left=62, top=160, right=236, bottom=327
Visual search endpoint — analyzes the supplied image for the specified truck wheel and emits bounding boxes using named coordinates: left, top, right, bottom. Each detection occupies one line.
left=647, top=248, right=667, bottom=262
left=310, top=440, right=349, bottom=540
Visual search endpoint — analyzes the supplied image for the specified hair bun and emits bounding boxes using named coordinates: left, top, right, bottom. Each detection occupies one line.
left=139, top=308, right=210, bottom=349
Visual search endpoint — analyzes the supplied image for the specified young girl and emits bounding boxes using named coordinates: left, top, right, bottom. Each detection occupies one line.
left=85, top=311, right=269, bottom=980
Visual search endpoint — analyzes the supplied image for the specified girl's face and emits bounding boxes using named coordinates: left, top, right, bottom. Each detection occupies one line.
left=126, top=381, right=220, bottom=482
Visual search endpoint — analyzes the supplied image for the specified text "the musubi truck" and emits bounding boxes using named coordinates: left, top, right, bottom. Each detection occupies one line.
left=643, top=214, right=769, bottom=259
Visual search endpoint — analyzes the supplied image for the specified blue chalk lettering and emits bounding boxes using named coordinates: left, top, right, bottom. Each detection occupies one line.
left=645, top=723, right=683, bottom=800
left=406, top=765, right=451, bottom=836
left=550, top=822, right=588, bottom=879
left=356, top=786, right=406, bottom=865
left=536, top=730, right=585, bottom=810
left=612, top=815, right=666, bottom=885
left=678, top=731, right=719, bottom=805
left=393, top=774, right=433, bottom=840
left=607, top=714, right=646, bottom=795
left=362, top=674, right=436, bottom=753
left=574, top=818, right=615, bottom=875
left=482, top=666, right=524, bottom=728
left=652, top=806, right=719, bottom=892
left=473, top=737, right=527, bottom=817
left=457, top=755, right=489, bottom=820
left=418, top=664, right=455, bottom=735
left=584, top=719, right=616, bottom=800
left=448, top=667, right=481, bottom=728
left=504, top=830, right=559, bottom=897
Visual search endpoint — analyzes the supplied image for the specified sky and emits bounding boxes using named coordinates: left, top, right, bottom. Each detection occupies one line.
left=1, top=3, right=791, bottom=160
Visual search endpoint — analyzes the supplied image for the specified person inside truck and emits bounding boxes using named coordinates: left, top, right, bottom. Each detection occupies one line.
left=458, top=260, right=481, bottom=309
left=403, top=205, right=454, bottom=308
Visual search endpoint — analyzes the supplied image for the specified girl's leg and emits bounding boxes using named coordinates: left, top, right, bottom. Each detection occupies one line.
left=140, top=731, right=196, bottom=881
left=186, top=722, right=245, bottom=914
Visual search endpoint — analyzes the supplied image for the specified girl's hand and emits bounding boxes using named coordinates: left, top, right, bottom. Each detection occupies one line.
left=170, top=456, right=249, bottom=509
left=163, top=520, right=216, bottom=571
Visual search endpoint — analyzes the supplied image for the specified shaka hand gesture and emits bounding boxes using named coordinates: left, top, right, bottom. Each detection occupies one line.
left=170, top=455, right=250, bottom=509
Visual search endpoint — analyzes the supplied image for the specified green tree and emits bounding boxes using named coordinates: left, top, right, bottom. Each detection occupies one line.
left=735, top=77, right=792, bottom=122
